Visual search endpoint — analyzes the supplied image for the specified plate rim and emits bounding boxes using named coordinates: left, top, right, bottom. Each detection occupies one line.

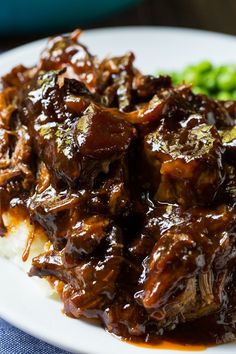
left=1, top=25, right=236, bottom=354
left=1, top=25, right=236, bottom=63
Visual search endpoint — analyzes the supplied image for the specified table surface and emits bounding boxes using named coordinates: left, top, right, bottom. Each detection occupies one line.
left=0, top=318, right=69, bottom=354
left=1, top=0, right=236, bottom=352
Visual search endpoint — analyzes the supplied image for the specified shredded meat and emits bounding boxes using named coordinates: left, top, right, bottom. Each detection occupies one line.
left=1, top=29, right=236, bottom=346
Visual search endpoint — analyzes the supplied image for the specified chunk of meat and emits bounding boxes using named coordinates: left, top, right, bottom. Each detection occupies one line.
left=134, top=74, right=172, bottom=100
left=138, top=205, right=236, bottom=327
left=217, top=164, right=236, bottom=205
left=97, top=53, right=136, bottom=111
left=103, top=302, right=147, bottom=337
left=144, top=114, right=224, bottom=206
left=39, top=29, right=98, bottom=92
left=81, top=158, right=132, bottom=217
left=63, top=215, right=110, bottom=266
left=22, top=71, right=135, bottom=186
left=30, top=224, right=123, bottom=318
left=192, top=94, right=235, bottom=128
left=0, top=65, right=36, bottom=91
left=0, top=87, right=33, bottom=197
left=220, top=126, right=236, bottom=159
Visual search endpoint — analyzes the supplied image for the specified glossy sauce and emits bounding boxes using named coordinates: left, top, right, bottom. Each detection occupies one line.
left=0, top=29, right=236, bottom=349
left=130, top=339, right=206, bottom=351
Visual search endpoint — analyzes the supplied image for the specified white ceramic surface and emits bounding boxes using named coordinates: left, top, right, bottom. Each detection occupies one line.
left=0, top=26, right=236, bottom=354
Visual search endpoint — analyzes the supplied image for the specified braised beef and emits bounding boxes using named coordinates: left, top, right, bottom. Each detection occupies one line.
left=1, top=30, right=236, bottom=346
left=144, top=114, right=224, bottom=206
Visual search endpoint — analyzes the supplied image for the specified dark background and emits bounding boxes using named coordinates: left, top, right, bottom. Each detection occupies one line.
left=1, top=0, right=236, bottom=52
left=100, top=0, right=236, bottom=34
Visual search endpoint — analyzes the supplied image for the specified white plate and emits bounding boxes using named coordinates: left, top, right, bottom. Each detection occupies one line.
left=0, top=26, right=236, bottom=354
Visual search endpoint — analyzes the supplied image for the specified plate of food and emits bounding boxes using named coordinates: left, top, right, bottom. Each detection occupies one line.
left=0, top=26, right=236, bottom=354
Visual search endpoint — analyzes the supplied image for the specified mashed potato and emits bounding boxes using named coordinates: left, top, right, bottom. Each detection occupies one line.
left=0, top=207, right=57, bottom=297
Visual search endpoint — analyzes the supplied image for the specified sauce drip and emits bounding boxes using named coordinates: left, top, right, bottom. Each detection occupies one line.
left=22, top=225, right=35, bottom=262
left=0, top=29, right=236, bottom=349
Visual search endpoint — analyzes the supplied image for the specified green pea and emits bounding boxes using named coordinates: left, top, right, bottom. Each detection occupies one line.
left=216, top=91, right=233, bottom=100
left=217, top=70, right=236, bottom=91
left=156, top=61, right=236, bottom=100
left=182, top=69, right=201, bottom=85
left=192, top=86, right=209, bottom=95
left=231, top=90, right=236, bottom=100
left=170, top=71, right=182, bottom=84
left=204, top=71, right=217, bottom=91
left=218, top=64, right=236, bottom=74
left=194, top=60, right=213, bottom=73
